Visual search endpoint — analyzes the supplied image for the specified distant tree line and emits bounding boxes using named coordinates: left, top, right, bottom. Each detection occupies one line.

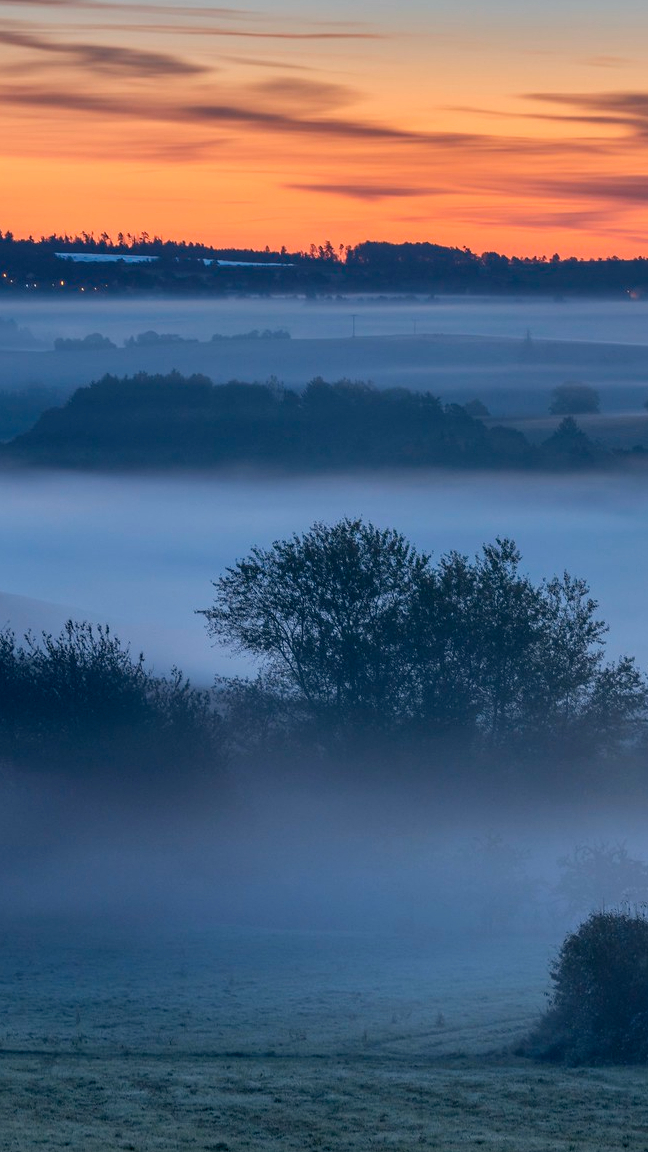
left=52, top=329, right=290, bottom=351
left=0, top=372, right=619, bottom=471
left=4, top=231, right=648, bottom=295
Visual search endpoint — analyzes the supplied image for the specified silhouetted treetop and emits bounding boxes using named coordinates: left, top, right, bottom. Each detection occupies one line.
left=201, top=520, right=648, bottom=753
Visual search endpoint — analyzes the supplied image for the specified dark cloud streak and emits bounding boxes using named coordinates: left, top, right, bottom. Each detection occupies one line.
left=251, top=77, right=358, bottom=111
left=519, top=175, right=648, bottom=204
left=0, top=80, right=615, bottom=158
left=98, top=24, right=384, bottom=39
left=287, top=182, right=432, bottom=200
left=525, top=90, right=648, bottom=137
left=0, top=0, right=382, bottom=38
left=0, top=26, right=205, bottom=76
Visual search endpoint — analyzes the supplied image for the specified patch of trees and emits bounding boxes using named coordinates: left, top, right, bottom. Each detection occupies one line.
left=201, top=520, right=648, bottom=770
left=124, top=330, right=199, bottom=347
left=210, top=329, right=291, bottom=341
left=0, top=621, right=224, bottom=780
left=1, top=372, right=612, bottom=471
left=54, top=333, right=117, bottom=351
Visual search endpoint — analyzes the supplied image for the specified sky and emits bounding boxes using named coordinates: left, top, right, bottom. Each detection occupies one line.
left=2, top=0, right=648, bottom=256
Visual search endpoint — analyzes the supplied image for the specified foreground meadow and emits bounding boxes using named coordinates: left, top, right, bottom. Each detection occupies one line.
left=1, top=924, right=646, bottom=1151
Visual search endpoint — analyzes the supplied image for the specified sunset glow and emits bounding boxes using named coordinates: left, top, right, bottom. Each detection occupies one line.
left=3, top=0, right=648, bottom=255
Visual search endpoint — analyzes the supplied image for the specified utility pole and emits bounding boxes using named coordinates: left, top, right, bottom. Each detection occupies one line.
left=351, top=313, right=357, bottom=338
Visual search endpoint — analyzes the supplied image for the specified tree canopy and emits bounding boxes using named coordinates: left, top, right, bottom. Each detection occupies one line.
left=201, top=519, right=647, bottom=755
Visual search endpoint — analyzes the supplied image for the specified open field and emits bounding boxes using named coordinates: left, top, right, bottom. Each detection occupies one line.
left=2, top=924, right=647, bottom=1151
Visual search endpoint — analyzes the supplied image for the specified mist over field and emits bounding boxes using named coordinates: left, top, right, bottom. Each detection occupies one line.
left=3, top=297, right=648, bottom=418
left=4, top=298, right=648, bottom=1149
left=2, top=460, right=648, bottom=943
left=8, top=293, right=648, bottom=346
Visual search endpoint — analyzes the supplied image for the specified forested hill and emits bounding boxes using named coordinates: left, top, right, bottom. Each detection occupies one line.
left=0, top=372, right=616, bottom=471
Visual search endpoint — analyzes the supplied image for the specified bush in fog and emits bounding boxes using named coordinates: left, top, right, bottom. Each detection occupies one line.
left=202, top=519, right=648, bottom=757
left=524, top=910, right=648, bottom=1064
left=554, top=843, right=648, bottom=922
left=549, top=382, right=600, bottom=415
left=0, top=621, right=224, bottom=776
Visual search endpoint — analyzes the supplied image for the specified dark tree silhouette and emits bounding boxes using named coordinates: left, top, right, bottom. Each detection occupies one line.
left=201, top=519, right=429, bottom=728
left=0, top=621, right=225, bottom=777
left=201, top=521, right=648, bottom=753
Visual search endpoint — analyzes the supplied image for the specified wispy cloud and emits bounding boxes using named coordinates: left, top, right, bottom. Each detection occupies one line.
left=582, top=56, right=634, bottom=69
left=0, top=0, right=383, bottom=38
left=0, top=1, right=256, bottom=13
left=524, top=90, right=648, bottom=137
left=0, top=83, right=456, bottom=144
left=0, top=26, right=205, bottom=75
left=96, top=24, right=384, bottom=40
left=0, top=77, right=616, bottom=165
left=250, top=77, right=358, bottom=112
left=517, top=175, right=648, bottom=204
left=220, top=55, right=321, bottom=72
left=287, top=182, right=431, bottom=200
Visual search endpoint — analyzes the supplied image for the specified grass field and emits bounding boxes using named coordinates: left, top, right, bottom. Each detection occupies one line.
left=2, top=923, right=647, bottom=1151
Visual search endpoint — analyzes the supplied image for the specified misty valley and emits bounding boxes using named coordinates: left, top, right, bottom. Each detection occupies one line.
left=4, top=297, right=648, bottom=1150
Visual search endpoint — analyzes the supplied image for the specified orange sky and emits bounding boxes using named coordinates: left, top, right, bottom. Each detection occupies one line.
left=3, top=0, right=648, bottom=256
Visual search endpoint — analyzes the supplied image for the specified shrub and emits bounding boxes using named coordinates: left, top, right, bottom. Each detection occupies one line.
left=524, top=910, right=648, bottom=1064
left=0, top=621, right=226, bottom=779
left=549, top=382, right=600, bottom=415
